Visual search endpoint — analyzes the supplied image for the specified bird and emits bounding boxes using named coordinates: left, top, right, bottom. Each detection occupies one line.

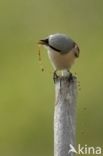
left=38, top=33, right=80, bottom=79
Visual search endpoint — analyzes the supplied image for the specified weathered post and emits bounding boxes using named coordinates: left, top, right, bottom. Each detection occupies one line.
left=54, top=73, right=77, bottom=156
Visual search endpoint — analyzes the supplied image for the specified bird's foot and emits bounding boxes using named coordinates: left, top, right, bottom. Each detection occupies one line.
left=53, top=70, right=74, bottom=83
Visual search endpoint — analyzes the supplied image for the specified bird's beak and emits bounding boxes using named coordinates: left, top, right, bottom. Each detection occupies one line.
left=38, top=40, right=45, bottom=45
left=38, top=39, right=48, bottom=45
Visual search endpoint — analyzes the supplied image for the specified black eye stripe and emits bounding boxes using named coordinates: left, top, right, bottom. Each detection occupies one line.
left=40, top=39, right=61, bottom=52
left=48, top=44, right=61, bottom=52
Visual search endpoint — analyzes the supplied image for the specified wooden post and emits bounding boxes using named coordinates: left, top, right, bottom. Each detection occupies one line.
left=54, top=73, right=77, bottom=156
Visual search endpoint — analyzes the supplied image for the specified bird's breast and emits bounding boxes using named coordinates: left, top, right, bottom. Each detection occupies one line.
left=47, top=49, right=76, bottom=70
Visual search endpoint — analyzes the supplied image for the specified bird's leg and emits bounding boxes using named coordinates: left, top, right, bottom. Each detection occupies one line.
left=53, top=70, right=59, bottom=83
left=67, top=70, right=74, bottom=82
left=68, top=72, right=73, bottom=82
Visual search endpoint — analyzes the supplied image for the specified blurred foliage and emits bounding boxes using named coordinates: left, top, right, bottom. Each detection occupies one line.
left=0, top=0, right=103, bottom=155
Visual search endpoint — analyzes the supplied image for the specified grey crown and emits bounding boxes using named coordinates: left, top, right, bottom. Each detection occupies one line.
left=48, top=33, right=75, bottom=53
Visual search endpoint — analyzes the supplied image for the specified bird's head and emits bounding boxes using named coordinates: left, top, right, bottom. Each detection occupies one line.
left=38, top=33, right=80, bottom=57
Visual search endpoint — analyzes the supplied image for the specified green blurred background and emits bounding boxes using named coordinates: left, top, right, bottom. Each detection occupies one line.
left=0, top=0, right=103, bottom=155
